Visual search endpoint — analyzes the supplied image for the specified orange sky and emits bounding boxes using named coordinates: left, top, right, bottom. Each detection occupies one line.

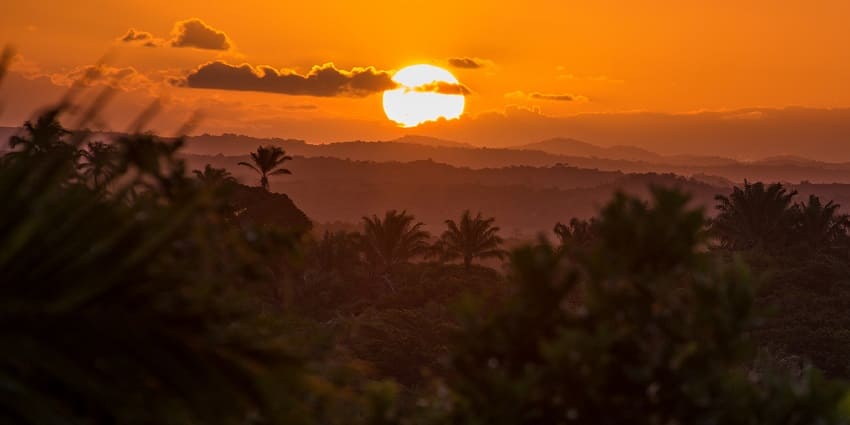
left=2, top=1, right=850, bottom=157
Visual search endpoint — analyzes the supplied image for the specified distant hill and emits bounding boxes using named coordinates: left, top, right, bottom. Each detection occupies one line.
left=185, top=133, right=307, bottom=156
left=184, top=133, right=472, bottom=156
left=183, top=133, right=850, bottom=184
left=515, top=137, right=740, bottom=167
left=690, top=173, right=735, bottom=188
left=517, top=138, right=663, bottom=162
left=184, top=154, right=722, bottom=236
left=183, top=153, right=850, bottom=237
left=6, top=127, right=850, bottom=184
left=391, top=135, right=473, bottom=148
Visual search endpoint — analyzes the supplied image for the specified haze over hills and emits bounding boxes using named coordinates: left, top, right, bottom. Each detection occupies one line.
left=178, top=132, right=850, bottom=184
left=516, top=138, right=664, bottom=162
left=515, top=137, right=739, bottom=167
left=182, top=153, right=850, bottom=237
left=5, top=126, right=850, bottom=185
left=391, top=135, right=474, bottom=148
left=408, top=107, right=850, bottom=162
left=184, top=153, right=719, bottom=235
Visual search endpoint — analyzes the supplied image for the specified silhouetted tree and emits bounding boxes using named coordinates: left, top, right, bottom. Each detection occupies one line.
left=238, top=145, right=292, bottom=191
left=8, top=110, right=70, bottom=153
left=713, top=181, right=798, bottom=251
left=793, top=194, right=850, bottom=254
left=360, top=210, right=430, bottom=280
left=193, top=163, right=236, bottom=186
left=553, top=217, right=598, bottom=253
left=77, top=141, right=117, bottom=189
left=437, top=210, right=506, bottom=269
left=4, top=110, right=77, bottom=167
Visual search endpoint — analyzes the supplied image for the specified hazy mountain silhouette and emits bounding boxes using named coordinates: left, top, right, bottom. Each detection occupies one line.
left=391, top=135, right=474, bottom=148
left=7, top=126, right=850, bottom=184
left=410, top=107, right=850, bottom=162
left=186, top=133, right=306, bottom=156
left=181, top=153, right=850, bottom=237
left=180, top=133, right=850, bottom=184
left=516, top=137, right=742, bottom=167
left=516, top=138, right=663, bottom=162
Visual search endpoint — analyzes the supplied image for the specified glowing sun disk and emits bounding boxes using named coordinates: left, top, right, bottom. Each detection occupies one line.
left=382, top=64, right=465, bottom=127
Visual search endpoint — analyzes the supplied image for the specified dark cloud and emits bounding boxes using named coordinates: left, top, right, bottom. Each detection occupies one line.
left=412, top=81, right=472, bottom=96
left=528, top=92, right=580, bottom=101
left=170, top=19, right=231, bottom=50
left=448, top=57, right=485, bottom=69
left=180, top=61, right=397, bottom=97
left=506, top=91, right=588, bottom=102
left=120, top=29, right=154, bottom=43
left=119, top=19, right=231, bottom=50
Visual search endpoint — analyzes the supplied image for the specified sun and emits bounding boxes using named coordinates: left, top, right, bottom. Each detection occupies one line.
left=383, top=64, right=465, bottom=127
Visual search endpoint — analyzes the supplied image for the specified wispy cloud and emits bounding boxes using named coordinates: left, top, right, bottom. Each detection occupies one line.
left=505, top=90, right=589, bottom=102
left=447, top=57, right=490, bottom=69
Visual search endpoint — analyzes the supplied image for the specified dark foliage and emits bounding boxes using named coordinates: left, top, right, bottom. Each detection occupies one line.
left=0, top=106, right=396, bottom=424
left=713, top=181, right=799, bottom=252
left=443, top=188, right=850, bottom=425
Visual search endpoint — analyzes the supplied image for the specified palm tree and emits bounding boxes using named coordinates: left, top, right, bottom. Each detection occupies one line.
left=438, top=210, right=506, bottom=269
left=77, top=141, right=117, bottom=189
left=4, top=110, right=77, bottom=166
left=360, top=210, right=430, bottom=278
left=793, top=194, right=850, bottom=253
left=193, top=164, right=236, bottom=186
left=553, top=218, right=598, bottom=252
left=9, top=110, right=70, bottom=153
left=712, top=181, right=798, bottom=251
left=238, top=145, right=292, bottom=191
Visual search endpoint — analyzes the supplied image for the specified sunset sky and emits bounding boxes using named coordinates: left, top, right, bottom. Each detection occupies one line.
left=3, top=1, right=850, bottom=159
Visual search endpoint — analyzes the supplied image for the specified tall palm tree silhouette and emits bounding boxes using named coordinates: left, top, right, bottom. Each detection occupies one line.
left=360, top=210, right=430, bottom=279
left=9, top=110, right=70, bottom=153
left=193, top=164, right=236, bottom=186
left=238, top=146, right=292, bottom=191
left=438, top=210, right=506, bottom=269
left=713, top=181, right=798, bottom=251
left=5, top=110, right=76, bottom=165
left=553, top=217, right=598, bottom=252
left=794, top=194, right=850, bottom=253
left=78, top=141, right=117, bottom=189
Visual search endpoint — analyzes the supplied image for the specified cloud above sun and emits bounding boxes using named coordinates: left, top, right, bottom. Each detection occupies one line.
left=411, top=81, right=472, bottom=95
left=169, top=19, right=232, bottom=50
left=506, top=90, right=589, bottom=102
left=178, top=61, right=397, bottom=97
left=119, top=18, right=232, bottom=51
left=447, top=57, right=487, bottom=69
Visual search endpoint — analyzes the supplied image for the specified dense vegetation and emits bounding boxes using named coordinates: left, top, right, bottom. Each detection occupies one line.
left=4, top=95, right=850, bottom=421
